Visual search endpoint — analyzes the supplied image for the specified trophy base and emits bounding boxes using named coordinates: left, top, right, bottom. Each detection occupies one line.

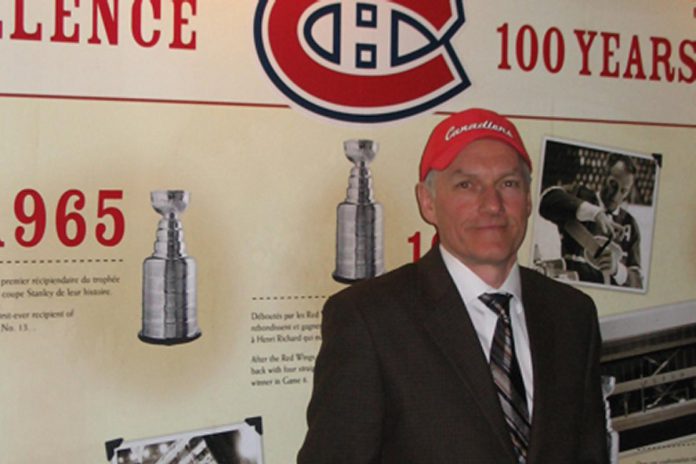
left=138, top=331, right=202, bottom=346
left=332, top=272, right=367, bottom=284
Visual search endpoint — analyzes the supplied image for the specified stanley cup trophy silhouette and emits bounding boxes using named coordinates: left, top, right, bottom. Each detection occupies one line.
left=333, top=140, right=385, bottom=283
left=140, top=190, right=201, bottom=345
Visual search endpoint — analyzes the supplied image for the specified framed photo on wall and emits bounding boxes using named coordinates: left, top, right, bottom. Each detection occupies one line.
left=531, top=137, right=660, bottom=293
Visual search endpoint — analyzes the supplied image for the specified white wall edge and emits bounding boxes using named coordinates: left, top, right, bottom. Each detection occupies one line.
left=600, top=299, right=696, bottom=342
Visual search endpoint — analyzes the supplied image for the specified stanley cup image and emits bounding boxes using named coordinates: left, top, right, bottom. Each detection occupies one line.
left=140, top=190, right=201, bottom=345
left=333, top=139, right=385, bottom=283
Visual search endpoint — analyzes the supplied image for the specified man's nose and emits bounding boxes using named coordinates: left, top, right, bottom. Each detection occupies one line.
left=480, top=186, right=504, bottom=213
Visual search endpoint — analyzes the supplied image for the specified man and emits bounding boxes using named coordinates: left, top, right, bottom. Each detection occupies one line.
left=539, top=153, right=642, bottom=288
left=298, top=108, right=608, bottom=464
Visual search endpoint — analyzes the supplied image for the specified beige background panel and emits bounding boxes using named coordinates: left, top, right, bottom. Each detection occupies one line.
left=1, top=96, right=695, bottom=462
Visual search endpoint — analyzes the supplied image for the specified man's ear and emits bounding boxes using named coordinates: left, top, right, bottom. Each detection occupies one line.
left=525, top=189, right=533, bottom=219
left=415, top=182, right=437, bottom=226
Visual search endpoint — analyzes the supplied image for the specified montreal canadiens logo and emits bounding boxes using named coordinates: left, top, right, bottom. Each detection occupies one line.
left=254, top=0, right=470, bottom=123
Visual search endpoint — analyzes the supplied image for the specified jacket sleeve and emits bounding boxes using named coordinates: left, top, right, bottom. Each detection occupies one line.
left=297, top=292, right=384, bottom=464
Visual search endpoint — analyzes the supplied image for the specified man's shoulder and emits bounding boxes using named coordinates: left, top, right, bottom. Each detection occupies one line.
left=326, top=247, right=453, bottom=320
left=520, top=266, right=595, bottom=307
left=329, top=259, right=420, bottom=306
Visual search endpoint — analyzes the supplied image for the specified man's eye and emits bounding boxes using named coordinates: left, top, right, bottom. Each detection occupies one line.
left=456, top=181, right=471, bottom=189
left=502, top=179, right=520, bottom=188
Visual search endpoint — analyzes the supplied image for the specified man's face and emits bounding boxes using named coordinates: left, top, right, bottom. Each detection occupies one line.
left=417, top=139, right=532, bottom=276
left=600, top=161, right=634, bottom=212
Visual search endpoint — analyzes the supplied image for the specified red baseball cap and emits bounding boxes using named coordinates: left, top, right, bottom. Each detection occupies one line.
left=419, top=108, right=531, bottom=181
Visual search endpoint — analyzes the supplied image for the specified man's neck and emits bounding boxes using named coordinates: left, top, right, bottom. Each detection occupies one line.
left=439, top=245, right=516, bottom=289
left=468, top=264, right=514, bottom=288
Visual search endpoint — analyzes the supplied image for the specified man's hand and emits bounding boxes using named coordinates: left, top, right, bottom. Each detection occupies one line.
left=585, top=236, right=622, bottom=275
left=594, top=211, right=626, bottom=241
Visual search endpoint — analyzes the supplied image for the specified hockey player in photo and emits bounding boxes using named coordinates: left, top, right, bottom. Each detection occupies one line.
left=539, top=153, right=643, bottom=289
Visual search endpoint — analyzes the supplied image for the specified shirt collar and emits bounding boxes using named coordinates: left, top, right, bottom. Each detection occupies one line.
left=440, top=245, right=523, bottom=315
left=597, top=193, right=622, bottom=216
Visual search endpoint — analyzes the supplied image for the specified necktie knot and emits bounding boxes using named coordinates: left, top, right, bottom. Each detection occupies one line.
left=479, top=292, right=513, bottom=320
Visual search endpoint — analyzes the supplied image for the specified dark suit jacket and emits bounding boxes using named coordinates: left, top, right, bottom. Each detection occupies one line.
left=298, top=248, right=608, bottom=464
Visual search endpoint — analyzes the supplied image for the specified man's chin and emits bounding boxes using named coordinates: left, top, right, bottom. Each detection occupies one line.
left=604, top=202, right=619, bottom=212
left=468, top=245, right=517, bottom=266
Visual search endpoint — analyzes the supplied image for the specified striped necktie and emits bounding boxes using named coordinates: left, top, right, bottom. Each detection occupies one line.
left=479, top=292, right=531, bottom=464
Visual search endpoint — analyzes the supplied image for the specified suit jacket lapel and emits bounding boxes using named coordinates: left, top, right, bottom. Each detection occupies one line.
left=520, top=268, right=557, bottom=464
left=417, top=248, right=515, bottom=458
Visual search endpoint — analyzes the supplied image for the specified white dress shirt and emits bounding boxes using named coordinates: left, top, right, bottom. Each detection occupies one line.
left=440, top=245, right=534, bottom=415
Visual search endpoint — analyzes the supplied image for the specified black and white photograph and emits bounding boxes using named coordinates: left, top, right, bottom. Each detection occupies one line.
left=531, top=137, right=660, bottom=293
left=107, top=419, right=264, bottom=464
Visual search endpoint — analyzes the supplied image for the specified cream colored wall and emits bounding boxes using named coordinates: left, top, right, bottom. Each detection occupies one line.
left=1, top=97, right=694, bottom=462
left=0, top=0, right=694, bottom=461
